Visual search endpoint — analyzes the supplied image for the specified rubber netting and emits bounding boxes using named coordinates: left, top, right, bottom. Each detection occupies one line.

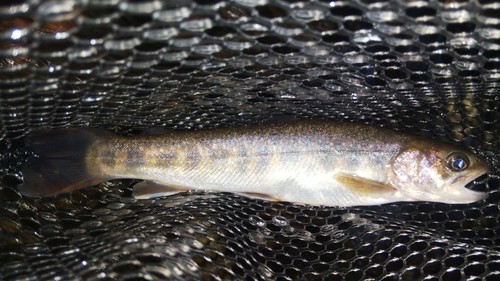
left=0, top=0, right=499, bottom=280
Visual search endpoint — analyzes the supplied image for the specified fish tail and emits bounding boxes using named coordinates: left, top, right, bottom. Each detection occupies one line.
left=18, top=128, right=110, bottom=197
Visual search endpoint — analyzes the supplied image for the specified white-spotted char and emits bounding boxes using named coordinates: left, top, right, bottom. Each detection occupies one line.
left=18, top=121, right=489, bottom=206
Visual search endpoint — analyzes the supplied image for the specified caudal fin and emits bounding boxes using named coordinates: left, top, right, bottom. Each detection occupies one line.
left=18, top=128, right=108, bottom=197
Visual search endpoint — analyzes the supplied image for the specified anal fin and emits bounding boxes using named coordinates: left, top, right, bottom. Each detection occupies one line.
left=132, top=181, right=189, bottom=199
left=237, top=192, right=283, bottom=202
left=334, top=173, right=396, bottom=196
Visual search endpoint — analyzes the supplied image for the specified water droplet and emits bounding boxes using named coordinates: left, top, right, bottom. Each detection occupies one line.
left=316, top=55, right=341, bottom=64
left=272, top=216, right=289, bottom=226
left=240, top=23, right=268, bottom=36
left=325, top=82, right=344, bottom=92
left=272, top=22, right=303, bottom=36
left=9, top=29, right=27, bottom=40
left=83, top=95, right=105, bottom=102
left=0, top=2, right=30, bottom=15
left=250, top=215, right=266, bottom=227
left=450, top=37, right=477, bottom=48
left=386, top=36, right=413, bottom=46
left=292, top=9, right=324, bottom=21
left=249, top=231, right=266, bottom=244
left=377, top=23, right=406, bottom=35
left=343, top=54, right=370, bottom=64
left=353, top=32, right=382, bottom=44
left=67, top=46, right=98, bottom=60
left=180, top=18, right=213, bottom=32
left=293, top=229, right=315, bottom=241
left=456, top=60, right=479, bottom=70
left=485, top=72, right=500, bottom=79
left=259, top=55, right=281, bottom=65
left=171, top=36, right=201, bottom=48
left=201, top=61, right=226, bottom=70
left=38, top=0, right=82, bottom=22
left=285, top=55, right=309, bottom=65
left=320, top=224, right=337, bottom=233
left=366, top=11, right=398, bottom=22
left=260, top=227, right=272, bottom=236
left=389, top=81, right=413, bottom=90
left=131, top=58, right=159, bottom=69
left=144, top=27, right=178, bottom=41
left=162, top=51, right=189, bottom=61
left=478, top=28, right=500, bottom=39
left=431, top=67, right=454, bottom=76
left=192, top=44, right=222, bottom=55
left=276, top=82, right=299, bottom=94
left=229, top=58, right=253, bottom=68
left=256, top=264, right=275, bottom=280
left=412, top=23, right=439, bottom=35
left=281, top=225, right=296, bottom=234
left=477, top=10, right=500, bottom=25
left=303, top=45, right=330, bottom=56
left=341, top=213, right=358, bottom=221
left=224, top=39, right=253, bottom=51
left=154, top=7, right=192, bottom=22
left=233, top=0, right=268, bottom=7
left=104, top=37, right=141, bottom=50
left=440, top=9, right=471, bottom=23
left=331, top=230, right=344, bottom=239
left=119, top=0, right=162, bottom=14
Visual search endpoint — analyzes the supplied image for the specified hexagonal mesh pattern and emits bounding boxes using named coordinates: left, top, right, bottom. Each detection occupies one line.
left=0, top=0, right=499, bottom=280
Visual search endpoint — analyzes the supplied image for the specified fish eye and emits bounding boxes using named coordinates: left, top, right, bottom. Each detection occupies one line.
left=446, top=152, right=469, bottom=171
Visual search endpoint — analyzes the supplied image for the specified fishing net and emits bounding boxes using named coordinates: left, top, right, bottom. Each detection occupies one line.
left=0, top=0, right=499, bottom=280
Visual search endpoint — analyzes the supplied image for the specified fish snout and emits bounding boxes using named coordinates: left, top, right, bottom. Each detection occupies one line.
left=439, top=186, right=487, bottom=204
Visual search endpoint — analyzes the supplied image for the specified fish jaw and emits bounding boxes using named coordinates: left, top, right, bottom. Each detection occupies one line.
left=405, top=185, right=487, bottom=204
left=436, top=186, right=487, bottom=204
left=429, top=166, right=489, bottom=204
left=399, top=166, right=489, bottom=204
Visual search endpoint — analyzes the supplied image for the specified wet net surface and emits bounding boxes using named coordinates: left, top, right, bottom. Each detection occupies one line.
left=0, top=0, right=499, bottom=280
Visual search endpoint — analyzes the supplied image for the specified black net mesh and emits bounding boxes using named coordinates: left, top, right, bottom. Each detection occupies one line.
left=0, top=0, right=499, bottom=280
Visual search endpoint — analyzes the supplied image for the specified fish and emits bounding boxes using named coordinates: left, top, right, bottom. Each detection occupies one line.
left=17, top=121, right=489, bottom=207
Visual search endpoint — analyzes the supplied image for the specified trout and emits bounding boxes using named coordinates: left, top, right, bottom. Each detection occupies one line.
left=18, top=121, right=489, bottom=206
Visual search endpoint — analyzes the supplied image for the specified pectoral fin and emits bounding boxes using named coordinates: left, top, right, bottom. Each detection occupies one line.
left=335, top=173, right=396, bottom=196
left=132, top=181, right=189, bottom=199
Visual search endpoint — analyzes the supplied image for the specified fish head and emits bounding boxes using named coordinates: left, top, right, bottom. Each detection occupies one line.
left=389, top=139, right=489, bottom=204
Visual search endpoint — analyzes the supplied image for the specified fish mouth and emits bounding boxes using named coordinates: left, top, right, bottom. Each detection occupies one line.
left=439, top=170, right=489, bottom=204
left=464, top=173, right=489, bottom=188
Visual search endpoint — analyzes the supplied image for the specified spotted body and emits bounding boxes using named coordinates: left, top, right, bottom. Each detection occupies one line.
left=19, top=121, right=489, bottom=206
